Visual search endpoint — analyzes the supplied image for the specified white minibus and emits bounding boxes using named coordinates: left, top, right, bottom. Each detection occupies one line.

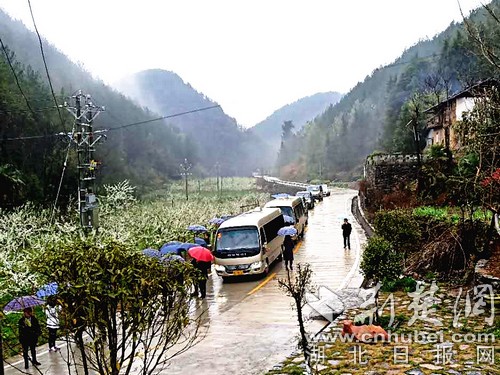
left=213, top=208, right=285, bottom=279
left=264, top=196, right=308, bottom=238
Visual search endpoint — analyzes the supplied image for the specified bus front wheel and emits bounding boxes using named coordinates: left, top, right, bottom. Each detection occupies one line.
left=263, top=260, right=270, bottom=277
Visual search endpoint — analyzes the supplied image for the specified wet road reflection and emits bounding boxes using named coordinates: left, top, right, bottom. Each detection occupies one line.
left=164, top=188, right=364, bottom=375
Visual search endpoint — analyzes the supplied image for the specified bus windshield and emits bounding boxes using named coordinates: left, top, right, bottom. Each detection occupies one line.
left=216, top=227, right=260, bottom=251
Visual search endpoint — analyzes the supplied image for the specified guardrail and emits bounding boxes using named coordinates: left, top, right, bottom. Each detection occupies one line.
left=258, top=175, right=310, bottom=189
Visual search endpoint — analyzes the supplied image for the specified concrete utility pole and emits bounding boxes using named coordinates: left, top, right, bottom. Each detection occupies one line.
left=215, top=162, right=220, bottom=193
left=180, top=158, right=192, bottom=200
left=64, top=90, right=105, bottom=230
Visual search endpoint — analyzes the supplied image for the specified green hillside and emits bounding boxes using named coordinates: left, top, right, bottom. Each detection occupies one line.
left=0, top=9, right=206, bottom=206
left=277, top=1, right=499, bottom=181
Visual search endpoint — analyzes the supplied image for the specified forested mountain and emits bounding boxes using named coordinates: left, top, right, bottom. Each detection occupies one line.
left=0, top=9, right=259, bottom=207
left=114, top=70, right=270, bottom=176
left=277, top=0, right=500, bottom=181
left=252, top=92, right=343, bottom=151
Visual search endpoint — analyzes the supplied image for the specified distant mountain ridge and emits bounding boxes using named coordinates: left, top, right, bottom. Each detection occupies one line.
left=252, top=92, right=343, bottom=148
left=114, top=69, right=270, bottom=175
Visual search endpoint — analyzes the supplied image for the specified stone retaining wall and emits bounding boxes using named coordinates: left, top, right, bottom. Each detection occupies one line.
left=365, top=154, right=420, bottom=194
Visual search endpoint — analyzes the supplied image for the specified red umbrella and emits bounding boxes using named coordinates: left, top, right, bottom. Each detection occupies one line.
left=188, top=246, right=214, bottom=262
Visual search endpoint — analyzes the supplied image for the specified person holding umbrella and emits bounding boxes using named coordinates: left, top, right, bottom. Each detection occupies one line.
left=188, top=246, right=214, bottom=299
left=19, top=307, right=42, bottom=369
left=282, top=235, right=295, bottom=271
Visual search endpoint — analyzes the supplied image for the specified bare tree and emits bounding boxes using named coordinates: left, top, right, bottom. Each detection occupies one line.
left=278, top=264, right=315, bottom=373
left=461, top=2, right=500, bottom=71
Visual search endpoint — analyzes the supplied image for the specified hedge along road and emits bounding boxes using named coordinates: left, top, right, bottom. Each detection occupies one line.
left=4, top=188, right=365, bottom=375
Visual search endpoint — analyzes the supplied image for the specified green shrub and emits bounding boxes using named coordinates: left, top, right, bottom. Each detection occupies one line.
left=361, top=236, right=403, bottom=282
left=373, top=209, right=421, bottom=256
left=381, top=276, right=417, bottom=292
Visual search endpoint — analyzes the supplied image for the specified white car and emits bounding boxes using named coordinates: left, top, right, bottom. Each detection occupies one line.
left=296, top=191, right=314, bottom=210
left=307, top=185, right=323, bottom=202
left=321, top=184, right=330, bottom=196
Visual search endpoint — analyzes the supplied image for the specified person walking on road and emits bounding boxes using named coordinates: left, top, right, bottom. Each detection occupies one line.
left=45, top=296, right=62, bottom=352
left=342, top=218, right=352, bottom=249
left=282, top=235, right=294, bottom=271
left=19, top=307, right=42, bottom=369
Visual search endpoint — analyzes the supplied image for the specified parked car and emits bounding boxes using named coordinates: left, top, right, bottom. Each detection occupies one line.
left=321, top=184, right=330, bottom=197
left=296, top=191, right=314, bottom=210
left=307, top=185, right=323, bottom=202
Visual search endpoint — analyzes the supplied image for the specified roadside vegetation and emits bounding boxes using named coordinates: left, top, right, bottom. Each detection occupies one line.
left=0, top=177, right=268, bottom=372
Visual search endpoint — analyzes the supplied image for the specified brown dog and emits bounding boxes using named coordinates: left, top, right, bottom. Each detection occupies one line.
left=341, top=320, right=389, bottom=342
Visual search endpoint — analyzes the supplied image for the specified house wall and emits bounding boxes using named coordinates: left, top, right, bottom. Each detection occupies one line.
left=456, top=97, right=476, bottom=121
left=426, top=99, right=464, bottom=150
left=364, top=154, right=420, bottom=195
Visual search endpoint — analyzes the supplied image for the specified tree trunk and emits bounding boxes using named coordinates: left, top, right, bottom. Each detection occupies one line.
left=296, top=298, right=310, bottom=368
left=76, top=329, right=89, bottom=375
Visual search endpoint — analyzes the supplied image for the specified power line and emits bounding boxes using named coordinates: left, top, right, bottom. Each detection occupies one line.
left=0, top=133, right=62, bottom=142
left=0, top=106, right=60, bottom=115
left=27, top=0, right=67, bottom=132
left=1, top=104, right=222, bottom=142
left=102, top=104, right=221, bottom=132
left=0, top=36, right=38, bottom=119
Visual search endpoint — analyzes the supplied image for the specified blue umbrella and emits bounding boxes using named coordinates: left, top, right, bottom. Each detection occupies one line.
left=283, top=215, right=295, bottom=224
left=161, top=254, right=185, bottom=263
left=177, top=242, right=198, bottom=250
left=209, top=217, right=225, bottom=225
left=160, top=242, right=198, bottom=256
left=272, top=193, right=291, bottom=199
left=36, top=282, right=58, bottom=298
left=278, top=226, right=298, bottom=236
left=187, top=225, right=207, bottom=233
left=142, top=248, right=162, bottom=259
left=4, top=295, right=45, bottom=312
left=160, top=244, right=183, bottom=255
left=210, top=215, right=234, bottom=225
left=163, top=241, right=183, bottom=246
left=194, top=237, right=208, bottom=246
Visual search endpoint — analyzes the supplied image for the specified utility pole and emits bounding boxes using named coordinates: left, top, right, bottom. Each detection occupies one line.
left=64, top=90, right=105, bottom=230
left=180, top=158, right=192, bottom=200
left=215, top=162, right=220, bottom=194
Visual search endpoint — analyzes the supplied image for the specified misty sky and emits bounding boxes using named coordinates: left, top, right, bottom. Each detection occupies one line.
left=0, top=0, right=486, bottom=127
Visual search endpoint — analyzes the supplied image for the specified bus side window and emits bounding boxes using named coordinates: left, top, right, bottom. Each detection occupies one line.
left=294, top=206, right=301, bottom=219
left=264, top=215, right=283, bottom=243
left=260, top=228, right=266, bottom=245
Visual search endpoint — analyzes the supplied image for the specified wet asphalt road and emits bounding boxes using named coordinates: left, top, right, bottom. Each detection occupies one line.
left=3, top=188, right=365, bottom=375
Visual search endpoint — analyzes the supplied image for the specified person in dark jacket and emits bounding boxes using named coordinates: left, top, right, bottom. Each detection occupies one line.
left=282, top=235, right=295, bottom=271
left=342, top=218, right=352, bottom=249
left=19, top=307, right=42, bottom=369
left=192, top=259, right=211, bottom=299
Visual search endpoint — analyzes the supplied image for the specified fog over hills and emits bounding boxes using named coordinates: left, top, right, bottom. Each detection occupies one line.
left=114, top=69, right=273, bottom=175
left=252, top=92, right=343, bottom=150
